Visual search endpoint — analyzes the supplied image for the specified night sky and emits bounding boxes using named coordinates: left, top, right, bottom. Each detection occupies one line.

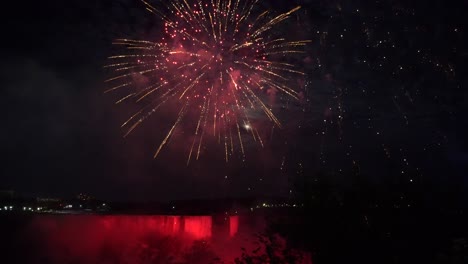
left=1, top=0, right=467, bottom=203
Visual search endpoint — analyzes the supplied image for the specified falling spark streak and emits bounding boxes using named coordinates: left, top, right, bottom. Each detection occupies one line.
left=154, top=105, right=187, bottom=158
left=254, top=127, right=264, bottom=147
left=197, top=97, right=211, bottom=160
left=236, top=122, right=245, bottom=157
left=104, top=82, right=132, bottom=93
left=187, top=137, right=197, bottom=165
left=224, top=117, right=229, bottom=162
left=106, top=0, right=308, bottom=161
left=188, top=97, right=208, bottom=165
left=116, top=93, right=136, bottom=104
left=122, top=110, right=143, bottom=128
left=105, top=69, right=156, bottom=83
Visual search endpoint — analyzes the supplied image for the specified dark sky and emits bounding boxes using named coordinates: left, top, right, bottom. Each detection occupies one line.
left=1, top=0, right=467, bottom=202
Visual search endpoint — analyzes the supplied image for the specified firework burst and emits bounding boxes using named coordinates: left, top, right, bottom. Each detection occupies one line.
left=105, top=0, right=309, bottom=163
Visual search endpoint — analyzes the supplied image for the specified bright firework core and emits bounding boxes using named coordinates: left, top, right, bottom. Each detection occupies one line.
left=106, top=0, right=309, bottom=163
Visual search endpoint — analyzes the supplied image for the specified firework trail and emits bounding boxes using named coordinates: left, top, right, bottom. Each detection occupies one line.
left=105, top=0, right=309, bottom=163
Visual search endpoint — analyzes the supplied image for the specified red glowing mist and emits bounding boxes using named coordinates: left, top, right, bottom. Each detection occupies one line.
left=16, top=214, right=311, bottom=263
left=229, top=215, right=239, bottom=237
left=23, top=215, right=243, bottom=263
left=183, top=216, right=212, bottom=239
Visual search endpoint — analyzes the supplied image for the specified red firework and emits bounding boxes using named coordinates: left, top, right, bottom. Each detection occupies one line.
left=105, top=0, right=309, bottom=163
